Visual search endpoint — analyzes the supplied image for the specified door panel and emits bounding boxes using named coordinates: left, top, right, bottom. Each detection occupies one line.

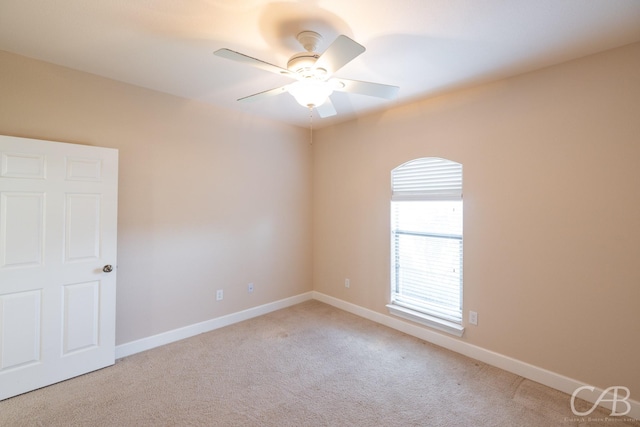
left=0, top=290, right=42, bottom=370
left=65, top=157, right=102, bottom=181
left=1, top=153, right=46, bottom=179
left=62, top=281, right=100, bottom=354
left=1, top=193, right=45, bottom=268
left=0, top=135, right=118, bottom=400
left=65, top=194, right=101, bottom=262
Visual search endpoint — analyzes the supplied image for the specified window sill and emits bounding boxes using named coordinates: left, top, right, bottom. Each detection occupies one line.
left=386, top=303, right=465, bottom=337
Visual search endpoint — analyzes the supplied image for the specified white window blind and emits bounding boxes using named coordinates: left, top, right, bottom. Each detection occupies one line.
left=392, top=157, right=462, bottom=201
left=390, top=158, right=463, bottom=326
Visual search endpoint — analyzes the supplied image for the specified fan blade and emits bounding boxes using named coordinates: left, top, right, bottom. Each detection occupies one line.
left=214, top=48, right=296, bottom=79
left=313, top=35, right=365, bottom=76
left=332, top=78, right=399, bottom=99
left=315, top=98, right=337, bottom=118
left=238, top=85, right=288, bottom=102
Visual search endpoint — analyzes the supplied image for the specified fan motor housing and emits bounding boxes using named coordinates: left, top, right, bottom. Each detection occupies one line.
left=286, top=31, right=329, bottom=79
left=287, top=52, right=318, bottom=72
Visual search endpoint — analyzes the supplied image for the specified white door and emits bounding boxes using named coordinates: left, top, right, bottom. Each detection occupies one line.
left=0, top=135, right=118, bottom=400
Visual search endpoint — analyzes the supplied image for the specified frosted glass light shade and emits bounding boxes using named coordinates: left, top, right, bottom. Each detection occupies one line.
left=287, top=80, right=333, bottom=108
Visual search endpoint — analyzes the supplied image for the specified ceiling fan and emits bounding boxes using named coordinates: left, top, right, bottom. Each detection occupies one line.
left=214, top=31, right=399, bottom=118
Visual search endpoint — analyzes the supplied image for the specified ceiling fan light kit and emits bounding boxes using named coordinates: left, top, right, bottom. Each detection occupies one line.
left=287, top=80, right=333, bottom=108
left=214, top=30, right=399, bottom=118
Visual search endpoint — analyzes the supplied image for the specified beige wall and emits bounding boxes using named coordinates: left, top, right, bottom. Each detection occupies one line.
left=2, top=41, right=638, bottom=398
left=313, top=42, right=640, bottom=395
left=0, top=50, right=313, bottom=345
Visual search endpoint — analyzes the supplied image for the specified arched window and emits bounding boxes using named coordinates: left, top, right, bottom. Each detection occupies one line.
left=388, top=157, right=464, bottom=336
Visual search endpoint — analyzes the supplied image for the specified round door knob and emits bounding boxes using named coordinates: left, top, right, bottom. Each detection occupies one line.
left=103, top=265, right=113, bottom=273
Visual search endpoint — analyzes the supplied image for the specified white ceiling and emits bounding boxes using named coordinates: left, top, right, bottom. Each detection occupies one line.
left=1, top=0, right=640, bottom=129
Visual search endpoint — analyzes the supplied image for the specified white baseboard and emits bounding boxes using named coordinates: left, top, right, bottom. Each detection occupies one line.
left=115, top=290, right=639, bottom=420
left=115, top=292, right=314, bottom=359
left=312, top=291, right=640, bottom=420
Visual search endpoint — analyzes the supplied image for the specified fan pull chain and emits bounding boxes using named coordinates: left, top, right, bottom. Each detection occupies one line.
left=309, top=106, right=313, bottom=145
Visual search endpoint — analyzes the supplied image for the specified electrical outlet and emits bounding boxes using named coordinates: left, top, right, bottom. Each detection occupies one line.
left=345, top=278, right=350, bottom=288
left=216, top=289, right=223, bottom=301
left=469, top=310, right=478, bottom=326
left=248, top=282, right=254, bottom=293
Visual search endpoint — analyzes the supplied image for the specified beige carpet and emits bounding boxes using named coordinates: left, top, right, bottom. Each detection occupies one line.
left=0, top=300, right=634, bottom=426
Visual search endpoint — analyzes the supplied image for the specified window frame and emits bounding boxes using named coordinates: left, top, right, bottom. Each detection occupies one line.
left=387, top=157, right=464, bottom=337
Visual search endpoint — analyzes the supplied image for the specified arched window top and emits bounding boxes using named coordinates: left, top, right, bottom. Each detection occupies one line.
left=392, top=157, right=462, bottom=201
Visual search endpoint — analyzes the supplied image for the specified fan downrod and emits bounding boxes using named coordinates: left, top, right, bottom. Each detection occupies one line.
left=297, top=31, right=323, bottom=52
